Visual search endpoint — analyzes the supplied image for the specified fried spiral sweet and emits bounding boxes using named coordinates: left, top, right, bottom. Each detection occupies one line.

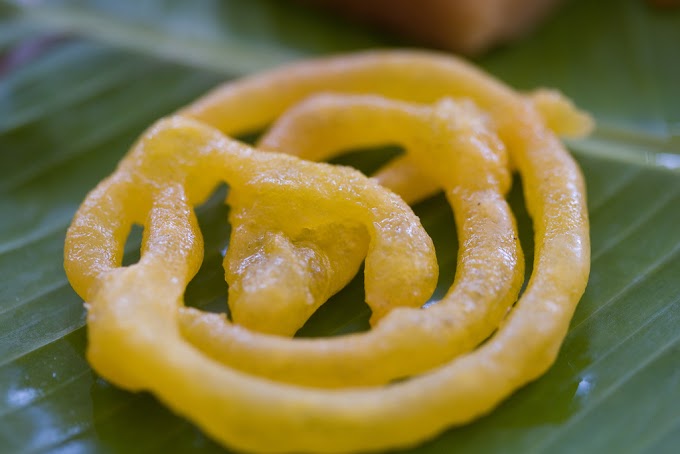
left=64, top=50, right=592, bottom=453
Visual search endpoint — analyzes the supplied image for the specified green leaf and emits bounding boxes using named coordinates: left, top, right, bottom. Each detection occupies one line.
left=1, top=0, right=679, bottom=453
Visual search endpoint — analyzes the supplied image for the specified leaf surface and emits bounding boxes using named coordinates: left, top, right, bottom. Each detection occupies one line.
left=0, top=1, right=679, bottom=453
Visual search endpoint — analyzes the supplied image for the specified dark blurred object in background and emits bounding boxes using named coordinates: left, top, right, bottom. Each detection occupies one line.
left=300, top=0, right=564, bottom=54
left=647, top=0, right=680, bottom=8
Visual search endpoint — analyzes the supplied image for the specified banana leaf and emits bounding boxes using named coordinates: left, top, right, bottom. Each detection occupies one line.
left=0, top=0, right=678, bottom=453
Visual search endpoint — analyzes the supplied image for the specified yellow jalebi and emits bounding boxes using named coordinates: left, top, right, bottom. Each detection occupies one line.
left=181, top=95, right=523, bottom=387
left=64, top=50, right=592, bottom=453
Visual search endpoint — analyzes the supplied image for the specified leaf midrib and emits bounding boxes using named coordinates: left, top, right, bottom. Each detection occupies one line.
left=3, top=0, right=302, bottom=74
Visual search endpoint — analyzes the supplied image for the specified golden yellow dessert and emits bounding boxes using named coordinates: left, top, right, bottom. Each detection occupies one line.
left=65, top=50, right=592, bottom=453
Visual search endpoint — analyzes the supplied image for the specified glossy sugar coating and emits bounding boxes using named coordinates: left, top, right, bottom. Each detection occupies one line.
left=65, top=50, right=592, bottom=454
left=182, top=95, right=524, bottom=387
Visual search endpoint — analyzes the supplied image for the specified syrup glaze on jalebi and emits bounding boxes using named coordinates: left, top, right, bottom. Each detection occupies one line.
left=65, top=50, right=592, bottom=453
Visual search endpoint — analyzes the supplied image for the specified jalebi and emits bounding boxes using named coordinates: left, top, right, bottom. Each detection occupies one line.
left=181, top=95, right=523, bottom=387
left=64, top=50, right=592, bottom=453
